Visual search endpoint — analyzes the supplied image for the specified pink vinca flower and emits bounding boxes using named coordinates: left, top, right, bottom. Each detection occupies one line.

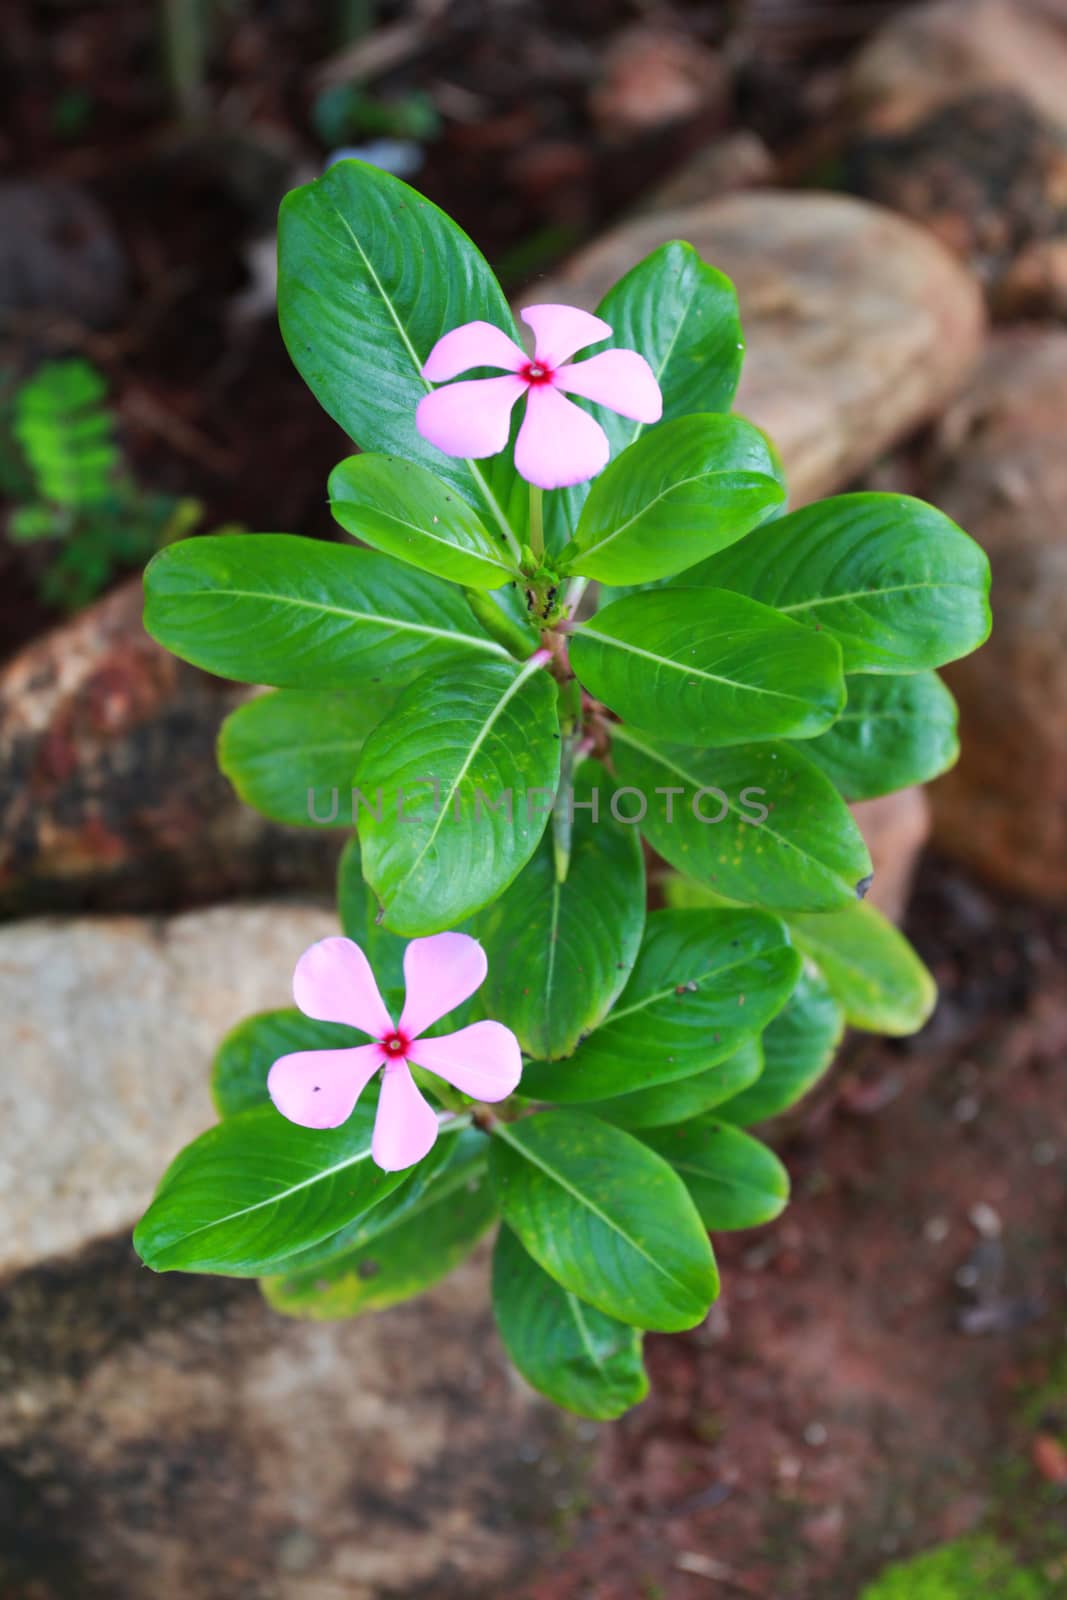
left=415, top=304, right=662, bottom=491
left=268, top=933, right=521, bottom=1172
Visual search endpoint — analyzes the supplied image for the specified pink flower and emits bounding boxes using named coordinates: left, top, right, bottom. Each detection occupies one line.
left=415, top=304, right=662, bottom=491
left=268, top=933, right=521, bottom=1171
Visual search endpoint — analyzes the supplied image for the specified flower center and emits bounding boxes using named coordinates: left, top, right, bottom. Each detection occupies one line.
left=378, top=1028, right=411, bottom=1062
left=521, top=359, right=554, bottom=387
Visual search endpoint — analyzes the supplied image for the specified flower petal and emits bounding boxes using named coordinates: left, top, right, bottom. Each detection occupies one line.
left=268, top=1043, right=382, bottom=1129
left=372, top=1062, right=441, bottom=1171
left=521, top=304, right=612, bottom=367
left=554, top=349, right=663, bottom=423
left=421, top=320, right=526, bottom=381
left=514, top=384, right=610, bottom=490
left=399, top=932, right=488, bottom=1038
left=409, top=1020, right=522, bottom=1102
left=293, top=937, right=393, bottom=1037
left=416, top=374, right=526, bottom=460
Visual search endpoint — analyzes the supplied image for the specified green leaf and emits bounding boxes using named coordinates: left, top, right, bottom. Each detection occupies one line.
left=570, top=588, right=844, bottom=748
left=589, top=1035, right=763, bottom=1130
left=212, top=1009, right=363, bottom=1117
left=143, top=535, right=511, bottom=689
left=718, top=968, right=844, bottom=1126
left=492, top=1225, right=648, bottom=1419
left=218, top=688, right=395, bottom=827
left=262, top=1129, right=495, bottom=1316
left=612, top=726, right=873, bottom=912
left=278, top=159, right=525, bottom=549
left=275, top=158, right=524, bottom=544
left=520, top=909, right=799, bottom=1104
left=686, top=493, right=991, bottom=673
left=133, top=1102, right=424, bottom=1275
left=786, top=900, right=937, bottom=1036
left=328, top=454, right=519, bottom=589
left=562, top=414, right=784, bottom=585
left=336, top=836, right=407, bottom=992
left=639, top=1118, right=789, bottom=1230
left=356, top=655, right=561, bottom=934
left=475, top=759, right=645, bottom=1059
left=489, top=1110, right=718, bottom=1332
left=799, top=671, right=959, bottom=801
left=542, top=240, right=745, bottom=554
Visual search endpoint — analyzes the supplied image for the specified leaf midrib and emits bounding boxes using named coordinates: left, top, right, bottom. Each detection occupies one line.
left=385, top=655, right=548, bottom=904
left=328, top=201, right=520, bottom=559
left=611, top=723, right=855, bottom=893
left=779, top=580, right=976, bottom=616
left=171, top=583, right=510, bottom=658
left=331, top=495, right=515, bottom=578
left=494, top=1123, right=701, bottom=1308
left=577, top=466, right=773, bottom=564
left=576, top=622, right=823, bottom=709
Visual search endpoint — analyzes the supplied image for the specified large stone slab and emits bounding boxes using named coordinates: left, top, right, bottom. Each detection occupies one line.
left=527, top=190, right=985, bottom=505
left=926, top=330, right=1067, bottom=902
left=0, top=577, right=340, bottom=916
left=846, top=0, right=1067, bottom=138
left=0, top=1242, right=582, bottom=1600
left=0, top=904, right=335, bottom=1274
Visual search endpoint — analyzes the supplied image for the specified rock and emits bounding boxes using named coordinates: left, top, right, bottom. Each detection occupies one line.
left=852, top=790, right=931, bottom=926
left=994, top=235, right=1067, bottom=319
left=0, top=180, right=127, bottom=330
left=839, top=91, right=1067, bottom=292
left=637, top=130, right=775, bottom=215
left=0, top=904, right=335, bottom=1274
left=0, top=1241, right=581, bottom=1599
left=528, top=190, right=985, bottom=505
left=925, top=330, right=1067, bottom=901
left=0, top=577, right=339, bottom=915
left=589, top=25, right=729, bottom=142
left=846, top=0, right=1067, bottom=139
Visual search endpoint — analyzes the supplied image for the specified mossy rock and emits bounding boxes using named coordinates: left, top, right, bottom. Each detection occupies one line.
left=859, top=1537, right=1055, bottom=1600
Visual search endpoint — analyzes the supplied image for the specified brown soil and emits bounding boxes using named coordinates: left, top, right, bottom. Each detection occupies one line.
left=515, top=857, right=1067, bottom=1598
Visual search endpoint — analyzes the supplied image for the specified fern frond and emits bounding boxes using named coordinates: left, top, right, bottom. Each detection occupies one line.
left=13, top=359, right=120, bottom=509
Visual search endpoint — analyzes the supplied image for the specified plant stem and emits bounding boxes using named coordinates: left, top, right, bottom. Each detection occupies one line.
left=161, top=0, right=208, bottom=122
left=562, top=574, right=589, bottom=618
left=528, top=485, right=544, bottom=563
left=463, top=587, right=538, bottom=659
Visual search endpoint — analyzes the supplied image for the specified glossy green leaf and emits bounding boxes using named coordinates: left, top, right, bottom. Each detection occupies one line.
left=489, top=1109, right=718, bottom=1331
left=589, top=1035, right=763, bottom=1130
left=787, top=900, right=937, bottom=1036
left=212, top=1009, right=363, bottom=1118
left=520, top=909, right=799, bottom=1104
left=143, top=535, right=510, bottom=689
left=356, top=655, right=561, bottom=934
left=562, top=414, right=784, bottom=585
left=218, top=687, right=395, bottom=827
left=328, top=454, right=519, bottom=589
left=686, top=493, right=991, bottom=673
left=718, top=968, right=844, bottom=1126
left=543, top=242, right=745, bottom=554
left=612, top=725, right=873, bottom=912
left=263, top=1129, right=495, bottom=1317
left=799, top=671, right=959, bottom=801
left=640, top=1118, right=789, bottom=1230
left=256, top=1129, right=456, bottom=1276
left=570, top=588, right=844, bottom=748
left=492, top=1225, right=648, bottom=1419
left=278, top=159, right=525, bottom=548
left=475, top=760, right=645, bottom=1059
left=336, top=836, right=408, bottom=992
left=133, top=1102, right=420, bottom=1275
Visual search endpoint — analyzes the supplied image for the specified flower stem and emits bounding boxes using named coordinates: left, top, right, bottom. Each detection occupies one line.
left=528, top=485, right=544, bottom=563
